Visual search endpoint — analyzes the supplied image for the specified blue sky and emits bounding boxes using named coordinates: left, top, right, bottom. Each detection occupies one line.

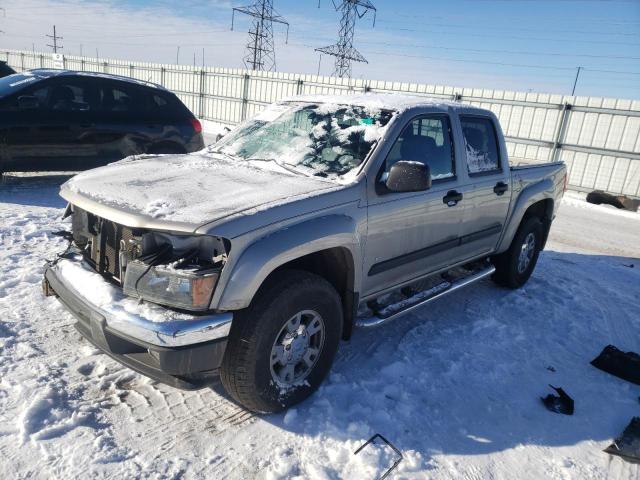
left=2, top=0, right=639, bottom=99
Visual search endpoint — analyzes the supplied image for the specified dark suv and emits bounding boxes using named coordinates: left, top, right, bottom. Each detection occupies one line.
left=0, top=70, right=204, bottom=174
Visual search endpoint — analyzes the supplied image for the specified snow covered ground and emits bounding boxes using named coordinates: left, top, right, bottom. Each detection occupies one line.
left=0, top=173, right=638, bottom=479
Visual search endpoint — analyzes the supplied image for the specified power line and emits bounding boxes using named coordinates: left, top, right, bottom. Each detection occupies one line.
left=45, top=25, right=63, bottom=53
left=375, top=18, right=640, bottom=37
left=231, top=0, right=289, bottom=71
left=378, top=26, right=640, bottom=47
left=293, top=33, right=640, bottom=61
left=315, top=0, right=377, bottom=78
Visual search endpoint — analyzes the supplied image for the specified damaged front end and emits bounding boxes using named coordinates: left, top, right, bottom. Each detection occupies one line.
left=43, top=204, right=233, bottom=389
left=67, top=205, right=228, bottom=312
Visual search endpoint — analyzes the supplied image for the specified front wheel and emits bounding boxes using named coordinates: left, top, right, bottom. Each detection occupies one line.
left=491, top=216, right=543, bottom=288
left=220, top=270, right=343, bottom=413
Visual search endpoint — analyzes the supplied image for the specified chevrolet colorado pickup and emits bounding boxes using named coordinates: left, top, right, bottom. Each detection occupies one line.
left=43, top=94, right=567, bottom=413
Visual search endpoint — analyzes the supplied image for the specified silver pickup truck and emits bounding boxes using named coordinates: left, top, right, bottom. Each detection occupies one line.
left=44, top=94, right=567, bottom=413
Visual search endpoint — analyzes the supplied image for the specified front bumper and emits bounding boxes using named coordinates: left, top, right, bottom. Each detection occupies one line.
left=44, top=255, right=233, bottom=389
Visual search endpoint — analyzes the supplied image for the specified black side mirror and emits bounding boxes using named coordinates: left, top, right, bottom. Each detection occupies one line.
left=17, top=95, right=39, bottom=110
left=386, top=160, right=431, bottom=193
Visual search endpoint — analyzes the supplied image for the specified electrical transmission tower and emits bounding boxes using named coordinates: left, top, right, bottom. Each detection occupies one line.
left=315, top=0, right=376, bottom=78
left=231, top=1, right=289, bottom=72
left=46, top=25, right=63, bottom=53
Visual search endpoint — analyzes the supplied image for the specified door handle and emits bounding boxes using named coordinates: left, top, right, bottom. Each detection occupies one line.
left=443, top=190, right=463, bottom=207
left=493, top=181, right=509, bottom=196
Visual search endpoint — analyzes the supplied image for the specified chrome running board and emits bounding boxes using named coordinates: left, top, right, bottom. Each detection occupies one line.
left=356, top=265, right=495, bottom=328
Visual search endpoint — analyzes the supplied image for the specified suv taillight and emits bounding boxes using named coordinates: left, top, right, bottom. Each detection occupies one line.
left=190, top=118, right=202, bottom=134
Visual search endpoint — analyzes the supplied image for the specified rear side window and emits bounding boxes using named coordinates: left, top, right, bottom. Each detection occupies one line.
left=98, top=82, right=144, bottom=113
left=147, top=92, right=183, bottom=117
left=460, top=116, right=501, bottom=174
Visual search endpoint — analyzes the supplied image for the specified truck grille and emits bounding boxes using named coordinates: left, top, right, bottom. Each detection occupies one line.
left=71, top=207, right=138, bottom=283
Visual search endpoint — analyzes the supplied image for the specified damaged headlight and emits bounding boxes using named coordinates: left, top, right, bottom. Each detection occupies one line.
left=123, top=260, right=220, bottom=311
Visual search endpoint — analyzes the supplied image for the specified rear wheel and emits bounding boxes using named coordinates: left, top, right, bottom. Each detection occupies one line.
left=220, top=270, right=343, bottom=413
left=491, top=216, right=543, bottom=288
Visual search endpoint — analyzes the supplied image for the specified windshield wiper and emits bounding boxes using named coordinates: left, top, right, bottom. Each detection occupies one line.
left=247, top=158, right=310, bottom=177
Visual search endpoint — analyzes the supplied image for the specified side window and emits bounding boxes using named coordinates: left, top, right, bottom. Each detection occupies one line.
left=384, top=115, right=455, bottom=180
left=99, top=82, right=143, bottom=113
left=48, top=80, right=94, bottom=112
left=460, top=116, right=501, bottom=174
left=1, top=84, right=51, bottom=111
left=147, top=92, right=176, bottom=117
left=29, top=86, right=51, bottom=107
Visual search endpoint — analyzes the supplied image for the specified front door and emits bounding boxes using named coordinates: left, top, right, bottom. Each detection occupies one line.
left=4, top=77, right=100, bottom=171
left=363, top=114, right=466, bottom=297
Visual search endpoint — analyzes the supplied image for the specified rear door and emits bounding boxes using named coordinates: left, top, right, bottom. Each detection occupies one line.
left=363, top=112, right=466, bottom=296
left=92, top=79, right=149, bottom=163
left=456, top=115, right=511, bottom=259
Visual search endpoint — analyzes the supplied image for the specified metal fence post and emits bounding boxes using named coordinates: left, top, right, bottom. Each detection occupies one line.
left=199, top=70, right=206, bottom=119
left=296, top=79, right=304, bottom=96
left=552, top=102, right=571, bottom=162
left=241, top=74, right=250, bottom=121
left=161, top=67, right=165, bottom=86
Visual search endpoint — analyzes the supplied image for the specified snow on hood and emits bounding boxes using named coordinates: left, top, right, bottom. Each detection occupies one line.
left=61, top=153, right=341, bottom=228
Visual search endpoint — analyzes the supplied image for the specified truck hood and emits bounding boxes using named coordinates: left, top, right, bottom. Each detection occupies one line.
left=61, top=153, right=345, bottom=233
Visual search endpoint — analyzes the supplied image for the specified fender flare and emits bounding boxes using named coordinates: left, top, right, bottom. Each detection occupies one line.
left=215, top=215, right=361, bottom=311
left=496, top=178, right=555, bottom=253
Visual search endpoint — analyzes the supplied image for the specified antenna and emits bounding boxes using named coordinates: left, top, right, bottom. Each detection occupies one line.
left=46, top=25, right=63, bottom=53
left=315, top=0, right=376, bottom=78
left=231, top=0, right=289, bottom=72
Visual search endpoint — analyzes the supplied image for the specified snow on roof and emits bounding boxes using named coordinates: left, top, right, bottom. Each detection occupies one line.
left=282, top=92, right=465, bottom=112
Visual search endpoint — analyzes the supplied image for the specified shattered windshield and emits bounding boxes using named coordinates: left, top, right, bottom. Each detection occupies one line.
left=211, top=102, right=394, bottom=179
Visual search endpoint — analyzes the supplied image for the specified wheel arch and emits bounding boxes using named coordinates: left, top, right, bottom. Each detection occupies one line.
left=215, top=215, right=361, bottom=339
left=497, top=179, right=556, bottom=253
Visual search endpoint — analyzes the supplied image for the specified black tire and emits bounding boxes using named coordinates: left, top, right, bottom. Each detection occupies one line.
left=491, top=216, right=544, bottom=289
left=220, top=270, right=343, bottom=413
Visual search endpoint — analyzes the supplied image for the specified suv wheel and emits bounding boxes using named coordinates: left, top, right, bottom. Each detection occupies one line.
left=220, top=270, right=343, bottom=413
left=491, top=216, right=543, bottom=288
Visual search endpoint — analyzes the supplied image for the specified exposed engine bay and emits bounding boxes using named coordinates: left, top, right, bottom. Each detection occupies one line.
left=66, top=204, right=228, bottom=311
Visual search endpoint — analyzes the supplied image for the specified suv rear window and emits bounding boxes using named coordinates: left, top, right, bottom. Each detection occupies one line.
left=460, top=116, right=501, bottom=174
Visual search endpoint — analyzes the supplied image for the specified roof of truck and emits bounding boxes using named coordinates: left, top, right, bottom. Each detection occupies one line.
left=284, top=93, right=473, bottom=112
